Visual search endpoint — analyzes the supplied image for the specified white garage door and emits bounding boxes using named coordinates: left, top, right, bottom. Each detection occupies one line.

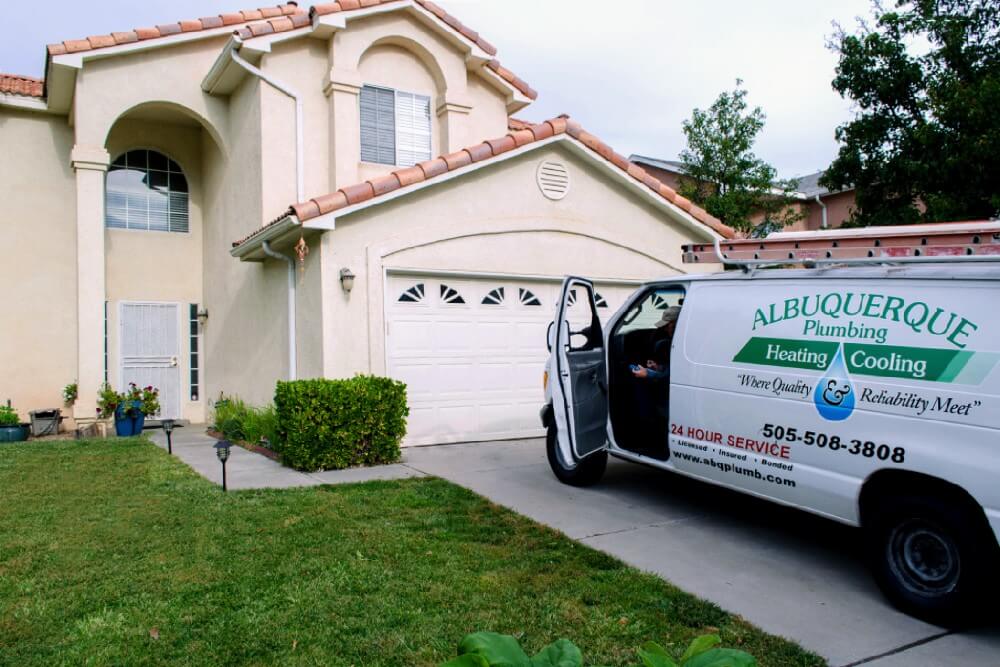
left=385, top=274, right=633, bottom=445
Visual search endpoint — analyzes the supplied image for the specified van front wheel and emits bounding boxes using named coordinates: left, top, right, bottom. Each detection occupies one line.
left=866, top=494, right=992, bottom=626
left=546, top=424, right=607, bottom=487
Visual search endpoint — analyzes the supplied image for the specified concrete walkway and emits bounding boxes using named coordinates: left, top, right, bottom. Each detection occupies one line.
left=148, top=427, right=424, bottom=489
left=150, top=429, right=1000, bottom=666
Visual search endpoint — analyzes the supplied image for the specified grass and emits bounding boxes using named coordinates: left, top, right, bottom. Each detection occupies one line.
left=0, top=438, right=825, bottom=666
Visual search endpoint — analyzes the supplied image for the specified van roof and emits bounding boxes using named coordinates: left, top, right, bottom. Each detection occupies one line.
left=667, top=262, right=1000, bottom=285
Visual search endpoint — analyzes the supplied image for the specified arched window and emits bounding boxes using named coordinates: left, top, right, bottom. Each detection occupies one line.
left=106, top=149, right=189, bottom=233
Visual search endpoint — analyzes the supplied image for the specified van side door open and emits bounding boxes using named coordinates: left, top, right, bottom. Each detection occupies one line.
left=551, top=277, right=609, bottom=462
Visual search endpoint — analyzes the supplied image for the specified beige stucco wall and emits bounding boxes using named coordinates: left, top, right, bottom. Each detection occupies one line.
left=201, top=74, right=287, bottom=409
left=0, top=109, right=77, bottom=421
left=71, top=37, right=231, bottom=154
left=317, top=141, right=716, bottom=379
left=103, top=118, right=206, bottom=421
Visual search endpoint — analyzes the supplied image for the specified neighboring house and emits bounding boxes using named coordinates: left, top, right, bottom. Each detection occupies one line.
left=0, top=1, right=732, bottom=446
left=630, top=155, right=857, bottom=233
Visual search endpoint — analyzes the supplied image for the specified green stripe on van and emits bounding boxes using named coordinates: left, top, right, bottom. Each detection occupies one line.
left=733, top=337, right=998, bottom=385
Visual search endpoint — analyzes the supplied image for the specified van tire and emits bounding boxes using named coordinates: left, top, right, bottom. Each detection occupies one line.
left=865, top=494, right=993, bottom=626
left=546, top=424, right=607, bottom=487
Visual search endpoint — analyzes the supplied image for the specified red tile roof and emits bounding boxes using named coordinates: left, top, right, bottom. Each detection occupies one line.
left=0, top=73, right=44, bottom=97
left=42, top=1, right=536, bottom=101
left=46, top=3, right=304, bottom=56
left=232, top=116, right=735, bottom=248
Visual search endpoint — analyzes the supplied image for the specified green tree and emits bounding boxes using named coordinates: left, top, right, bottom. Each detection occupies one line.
left=823, top=0, right=1000, bottom=226
left=679, top=81, right=802, bottom=236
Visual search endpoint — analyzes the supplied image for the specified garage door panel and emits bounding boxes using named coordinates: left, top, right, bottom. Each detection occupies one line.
left=386, top=274, right=631, bottom=446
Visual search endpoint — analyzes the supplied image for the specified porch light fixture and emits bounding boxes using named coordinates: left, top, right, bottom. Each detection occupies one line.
left=339, top=268, right=356, bottom=293
left=214, top=440, right=232, bottom=492
left=161, top=419, right=177, bottom=455
left=196, top=308, right=209, bottom=326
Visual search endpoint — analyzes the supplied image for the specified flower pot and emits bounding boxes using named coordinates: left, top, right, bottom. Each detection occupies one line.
left=114, top=412, right=134, bottom=437
left=0, top=425, right=29, bottom=443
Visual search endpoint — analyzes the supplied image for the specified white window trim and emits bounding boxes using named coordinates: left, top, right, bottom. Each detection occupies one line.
left=359, top=84, right=432, bottom=168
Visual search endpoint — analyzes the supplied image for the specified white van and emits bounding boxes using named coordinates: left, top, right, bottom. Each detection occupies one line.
left=541, top=262, right=1000, bottom=625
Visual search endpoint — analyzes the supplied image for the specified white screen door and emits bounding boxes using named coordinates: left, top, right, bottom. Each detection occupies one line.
left=120, top=302, right=180, bottom=419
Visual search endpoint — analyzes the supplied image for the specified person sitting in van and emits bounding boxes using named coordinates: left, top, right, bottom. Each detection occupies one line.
left=632, top=306, right=679, bottom=381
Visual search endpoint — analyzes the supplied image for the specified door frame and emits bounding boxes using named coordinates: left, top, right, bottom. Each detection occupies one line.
left=117, top=300, right=183, bottom=419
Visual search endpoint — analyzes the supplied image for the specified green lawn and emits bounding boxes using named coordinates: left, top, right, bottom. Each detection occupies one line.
left=0, top=438, right=824, bottom=666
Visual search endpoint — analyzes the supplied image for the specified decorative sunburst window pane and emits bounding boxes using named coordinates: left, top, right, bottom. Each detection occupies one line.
left=594, top=292, right=609, bottom=308
left=519, top=288, right=541, bottom=306
left=398, top=283, right=425, bottom=303
left=481, top=287, right=505, bottom=305
left=440, top=284, right=465, bottom=304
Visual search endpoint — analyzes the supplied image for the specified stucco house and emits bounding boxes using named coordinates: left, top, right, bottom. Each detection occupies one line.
left=0, top=0, right=732, bottom=445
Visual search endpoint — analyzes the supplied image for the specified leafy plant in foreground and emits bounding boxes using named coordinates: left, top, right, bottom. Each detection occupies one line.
left=0, top=405, right=21, bottom=427
left=439, top=632, right=756, bottom=667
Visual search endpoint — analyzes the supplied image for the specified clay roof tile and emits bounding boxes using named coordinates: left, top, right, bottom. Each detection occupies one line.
left=313, top=191, right=349, bottom=215
left=291, top=200, right=321, bottom=220
left=465, top=143, right=493, bottom=163
left=111, top=31, right=139, bottom=45
left=199, top=16, right=225, bottom=29
left=510, top=128, right=535, bottom=147
left=155, top=23, right=183, bottom=37
left=443, top=150, right=474, bottom=170
left=341, top=182, right=375, bottom=206
left=0, top=73, right=44, bottom=98
left=179, top=20, right=203, bottom=32
left=418, top=157, right=448, bottom=179
left=240, top=9, right=265, bottom=21
left=369, top=173, right=402, bottom=197
left=63, top=39, right=93, bottom=53
left=248, top=22, right=275, bottom=36
left=394, top=165, right=426, bottom=187
left=311, top=2, right=342, bottom=15
left=486, top=135, right=516, bottom=156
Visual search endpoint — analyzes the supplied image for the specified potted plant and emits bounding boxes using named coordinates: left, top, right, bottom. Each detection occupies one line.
left=97, top=383, right=126, bottom=436
left=62, top=382, right=78, bottom=406
left=103, top=383, right=161, bottom=436
left=0, top=404, right=28, bottom=443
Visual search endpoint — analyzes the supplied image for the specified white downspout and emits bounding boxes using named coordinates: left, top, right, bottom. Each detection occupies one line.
left=262, top=241, right=297, bottom=381
left=229, top=39, right=304, bottom=203
left=815, top=194, right=828, bottom=229
left=230, top=39, right=303, bottom=381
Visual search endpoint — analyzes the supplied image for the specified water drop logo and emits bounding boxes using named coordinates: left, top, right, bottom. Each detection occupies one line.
left=814, top=344, right=855, bottom=421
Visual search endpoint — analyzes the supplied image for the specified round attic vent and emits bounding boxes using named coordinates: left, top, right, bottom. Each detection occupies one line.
left=536, top=160, right=570, bottom=200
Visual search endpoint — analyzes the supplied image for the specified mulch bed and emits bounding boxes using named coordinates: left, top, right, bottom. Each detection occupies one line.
left=205, top=429, right=281, bottom=461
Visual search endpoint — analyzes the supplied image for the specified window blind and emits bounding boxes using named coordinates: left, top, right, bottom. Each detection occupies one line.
left=359, top=85, right=431, bottom=167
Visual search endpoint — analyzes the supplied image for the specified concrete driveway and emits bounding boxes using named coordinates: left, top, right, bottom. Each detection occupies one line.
left=405, top=439, right=1000, bottom=667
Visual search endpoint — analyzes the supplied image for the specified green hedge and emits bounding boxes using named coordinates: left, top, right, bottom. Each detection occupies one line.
left=273, top=376, right=408, bottom=471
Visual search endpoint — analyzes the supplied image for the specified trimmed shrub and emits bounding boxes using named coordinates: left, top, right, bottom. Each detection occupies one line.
left=274, top=376, right=408, bottom=471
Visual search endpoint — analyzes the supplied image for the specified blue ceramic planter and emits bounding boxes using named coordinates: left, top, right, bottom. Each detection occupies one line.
left=114, top=401, right=146, bottom=437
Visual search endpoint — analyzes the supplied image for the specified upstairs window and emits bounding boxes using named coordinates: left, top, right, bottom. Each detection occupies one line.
left=106, top=149, right=189, bottom=233
left=360, top=85, right=432, bottom=167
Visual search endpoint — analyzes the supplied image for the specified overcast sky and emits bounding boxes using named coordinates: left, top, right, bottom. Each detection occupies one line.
left=1, top=0, right=874, bottom=178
